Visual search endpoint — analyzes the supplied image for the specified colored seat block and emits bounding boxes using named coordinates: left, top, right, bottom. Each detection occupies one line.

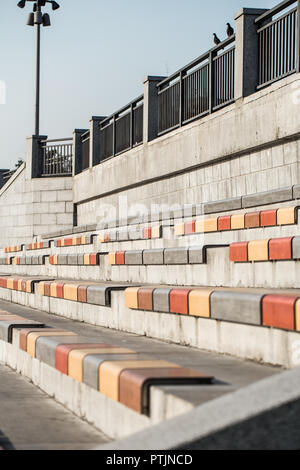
left=153, top=288, right=172, bottom=313
left=115, top=252, right=125, bottom=265
left=143, top=228, right=152, bottom=240
left=184, top=220, right=195, bottom=235
left=260, top=209, right=277, bottom=227
left=78, top=286, right=87, bottom=303
left=248, top=239, right=269, bottom=261
left=90, top=253, right=99, bottom=265
left=218, top=216, right=231, bottom=231
left=174, top=223, right=185, bottom=237
left=169, top=289, right=191, bottom=315
left=27, top=331, right=77, bottom=358
left=44, top=282, right=52, bottom=297
left=295, top=299, right=300, bottom=332
left=99, top=360, right=179, bottom=401
left=211, top=291, right=263, bottom=325
left=277, top=207, right=296, bottom=225
left=49, top=255, right=54, bottom=265
left=53, top=255, right=58, bottom=265
left=196, top=218, right=218, bottom=233
left=245, top=212, right=260, bottom=229
left=0, top=320, right=44, bottom=343
left=151, top=226, right=162, bottom=239
left=262, top=295, right=297, bottom=331
left=119, top=367, right=214, bottom=414
left=269, top=237, right=293, bottom=260
left=188, top=289, right=214, bottom=318
left=55, top=343, right=113, bottom=375
left=19, top=327, right=52, bottom=351
left=83, top=254, right=90, bottom=265
left=68, top=347, right=135, bottom=382
left=138, top=288, right=154, bottom=311
left=124, top=287, right=139, bottom=309
left=63, top=284, right=78, bottom=301
left=230, top=242, right=249, bottom=262
left=108, top=252, right=116, bottom=265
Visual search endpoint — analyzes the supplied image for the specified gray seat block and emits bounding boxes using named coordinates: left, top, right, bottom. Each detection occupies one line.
left=35, top=335, right=99, bottom=367
left=204, top=197, right=242, bottom=214
left=25, top=257, right=32, bottom=265
left=77, top=254, right=84, bottom=265
left=128, top=228, right=143, bottom=240
left=164, top=248, right=188, bottom=265
left=125, top=251, right=143, bottom=265
left=32, top=256, right=39, bottom=265
left=153, top=288, right=172, bottom=313
left=38, top=255, right=45, bottom=265
left=242, top=187, right=293, bottom=209
left=0, top=320, right=44, bottom=343
left=19, top=257, right=26, bottom=265
left=117, top=229, right=129, bottom=241
left=188, top=246, right=204, bottom=264
left=86, top=285, right=110, bottom=306
left=210, top=291, right=263, bottom=325
left=292, top=237, right=300, bottom=259
left=67, top=254, right=78, bottom=265
left=143, top=249, right=164, bottom=265
left=58, top=254, right=68, bottom=265
left=83, top=354, right=140, bottom=390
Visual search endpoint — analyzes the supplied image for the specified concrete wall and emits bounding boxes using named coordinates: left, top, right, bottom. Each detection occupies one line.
left=0, top=162, right=73, bottom=249
left=74, top=73, right=300, bottom=226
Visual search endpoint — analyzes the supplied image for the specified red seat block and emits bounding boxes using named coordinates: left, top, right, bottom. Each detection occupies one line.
left=218, top=216, right=231, bottom=231
left=89, top=253, right=98, bottom=265
left=0, top=278, right=7, bottom=288
left=13, top=279, right=19, bottom=290
left=229, top=242, right=249, bottom=262
left=49, top=255, right=54, bottom=265
left=185, top=221, right=196, bottom=235
left=115, top=252, right=125, bottom=265
left=65, top=238, right=73, bottom=247
left=143, top=228, right=152, bottom=240
left=262, top=295, right=297, bottom=331
left=245, top=212, right=260, bottom=228
left=269, top=237, right=293, bottom=260
left=169, top=289, right=191, bottom=315
left=56, top=283, right=65, bottom=299
left=57, top=239, right=62, bottom=247
left=55, top=343, right=112, bottom=375
left=260, top=209, right=277, bottom=227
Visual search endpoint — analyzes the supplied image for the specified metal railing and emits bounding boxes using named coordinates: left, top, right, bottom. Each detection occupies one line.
left=41, top=138, right=73, bottom=176
left=256, top=0, right=299, bottom=88
left=99, top=95, right=144, bottom=161
left=157, top=35, right=235, bottom=136
left=81, top=131, right=90, bottom=171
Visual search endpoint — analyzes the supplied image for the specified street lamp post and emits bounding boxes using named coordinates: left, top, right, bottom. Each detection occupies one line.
left=17, top=0, right=60, bottom=137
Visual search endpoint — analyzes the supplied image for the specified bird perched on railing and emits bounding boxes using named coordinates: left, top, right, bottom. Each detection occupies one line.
left=226, top=23, right=234, bottom=37
left=213, top=33, right=221, bottom=46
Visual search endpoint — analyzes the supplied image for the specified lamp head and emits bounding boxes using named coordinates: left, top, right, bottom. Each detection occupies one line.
left=17, top=0, right=26, bottom=8
left=42, top=13, right=51, bottom=26
left=51, top=1, right=60, bottom=10
left=26, top=12, right=34, bottom=26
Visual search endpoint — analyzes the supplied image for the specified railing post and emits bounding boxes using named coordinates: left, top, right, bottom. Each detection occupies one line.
left=26, top=135, right=47, bottom=179
left=209, top=51, right=215, bottom=113
left=234, top=8, right=268, bottom=99
left=297, top=0, right=300, bottom=72
left=179, top=71, right=184, bottom=127
left=143, top=75, right=166, bottom=143
left=112, top=115, right=116, bottom=157
left=72, top=129, right=88, bottom=176
left=89, top=116, right=106, bottom=167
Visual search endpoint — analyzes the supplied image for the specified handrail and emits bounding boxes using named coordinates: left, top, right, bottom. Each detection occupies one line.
left=255, top=0, right=297, bottom=24
left=41, top=137, right=72, bottom=144
left=100, top=94, right=144, bottom=128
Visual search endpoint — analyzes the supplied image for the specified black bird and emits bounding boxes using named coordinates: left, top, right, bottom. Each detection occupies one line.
left=226, top=23, right=234, bottom=37
left=213, top=33, right=221, bottom=46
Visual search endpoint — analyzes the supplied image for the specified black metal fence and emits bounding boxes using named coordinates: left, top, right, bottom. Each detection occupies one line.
left=256, top=0, right=299, bottom=88
left=81, top=131, right=90, bottom=171
left=41, top=138, right=73, bottom=176
left=99, top=96, right=144, bottom=161
left=157, top=36, right=235, bottom=136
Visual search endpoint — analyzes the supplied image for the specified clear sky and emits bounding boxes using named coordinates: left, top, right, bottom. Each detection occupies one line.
left=0, top=0, right=276, bottom=169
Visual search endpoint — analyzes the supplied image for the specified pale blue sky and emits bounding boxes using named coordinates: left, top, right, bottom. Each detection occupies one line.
left=0, top=0, right=275, bottom=169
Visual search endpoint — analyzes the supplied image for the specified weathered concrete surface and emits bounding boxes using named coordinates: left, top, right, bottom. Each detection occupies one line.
left=97, top=366, right=300, bottom=450
left=0, top=363, right=109, bottom=450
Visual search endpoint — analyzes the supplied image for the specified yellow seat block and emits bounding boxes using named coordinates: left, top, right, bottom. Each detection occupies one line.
left=174, top=223, right=185, bottom=237
left=108, top=252, right=116, bottom=265
left=248, top=239, right=269, bottom=261
left=98, top=233, right=105, bottom=243
left=231, top=214, right=245, bottom=230
left=277, top=207, right=296, bottom=225
left=81, top=236, right=86, bottom=245
left=60, top=239, right=65, bottom=247
left=189, top=288, right=215, bottom=318
left=68, top=347, right=136, bottom=382
left=63, top=284, right=78, bottom=301
left=72, top=238, right=77, bottom=246
left=124, top=287, right=139, bottom=309
left=27, top=331, right=77, bottom=358
left=99, top=360, right=179, bottom=401
left=295, top=299, right=300, bottom=332
left=151, top=226, right=161, bottom=239
left=83, top=254, right=90, bottom=265
left=195, top=218, right=218, bottom=233
left=17, top=280, right=23, bottom=291
left=7, top=279, right=14, bottom=290
left=53, top=255, right=58, bottom=265
left=39, top=282, right=45, bottom=296
left=50, top=283, right=57, bottom=298
left=26, top=280, right=33, bottom=293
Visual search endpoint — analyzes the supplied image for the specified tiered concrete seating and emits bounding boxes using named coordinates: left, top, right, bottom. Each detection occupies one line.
left=230, top=236, right=300, bottom=262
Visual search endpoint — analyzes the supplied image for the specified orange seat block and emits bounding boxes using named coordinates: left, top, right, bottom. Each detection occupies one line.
left=169, top=289, right=191, bottom=315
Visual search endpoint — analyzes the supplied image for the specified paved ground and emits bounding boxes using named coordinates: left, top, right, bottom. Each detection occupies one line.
left=0, top=298, right=285, bottom=449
